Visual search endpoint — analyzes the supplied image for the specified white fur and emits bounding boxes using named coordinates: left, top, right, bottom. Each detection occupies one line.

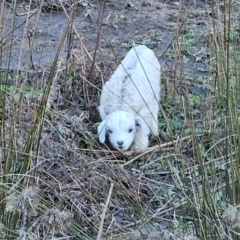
left=98, top=45, right=161, bottom=151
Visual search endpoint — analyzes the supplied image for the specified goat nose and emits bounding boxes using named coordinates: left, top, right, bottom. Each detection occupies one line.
left=117, top=141, right=124, bottom=146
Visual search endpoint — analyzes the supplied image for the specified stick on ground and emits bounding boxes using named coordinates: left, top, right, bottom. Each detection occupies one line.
left=97, top=182, right=114, bottom=240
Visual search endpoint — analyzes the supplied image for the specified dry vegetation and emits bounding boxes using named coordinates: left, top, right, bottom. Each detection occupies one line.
left=1, top=0, right=240, bottom=239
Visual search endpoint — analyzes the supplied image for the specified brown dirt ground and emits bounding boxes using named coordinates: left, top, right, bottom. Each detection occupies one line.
left=3, top=0, right=208, bottom=71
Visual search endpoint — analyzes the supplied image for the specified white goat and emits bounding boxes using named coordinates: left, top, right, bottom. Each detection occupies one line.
left=98, top=45, right=161, bottom=151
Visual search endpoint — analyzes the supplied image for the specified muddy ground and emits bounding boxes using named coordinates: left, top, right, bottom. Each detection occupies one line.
left=2, top=0, right=218, bottom=239
left=3, top=0, right=208, bottom=73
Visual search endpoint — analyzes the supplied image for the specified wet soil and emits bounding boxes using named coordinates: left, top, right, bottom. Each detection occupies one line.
left=3, top=0, right=208, bottom=75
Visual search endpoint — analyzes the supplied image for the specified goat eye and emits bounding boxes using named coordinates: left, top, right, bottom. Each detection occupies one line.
left=128, top=128, right=133, bottom=133
left=108, top=129, right=112, bottom=134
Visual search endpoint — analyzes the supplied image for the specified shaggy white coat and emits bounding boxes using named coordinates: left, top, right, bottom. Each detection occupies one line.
left=98, top=45, right=161, bottom=151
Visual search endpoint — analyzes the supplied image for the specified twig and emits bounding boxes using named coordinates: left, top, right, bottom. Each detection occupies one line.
left=1, top=7, right=38, bottom=45
left=0, top=0, right=6, bottom=35
left=27, top=31, right=35, bottom=69
left=122, top=134, right=202, bottom=167
left=89, top=0, right=106, bottom=79
left=97, top=182, right=114, bottom=240
left=81, top=134, right=202, bottom=159
left=66, top=4, right=76, bottom=61
left=58, top=1, right=101, bottom=73
left=157, top=21, right=184, bottom=59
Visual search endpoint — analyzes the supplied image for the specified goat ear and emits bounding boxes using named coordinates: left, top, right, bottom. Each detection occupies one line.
left=135, top=117, right=150, bottom=135
left=97, top=119, right=107, bottom=143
